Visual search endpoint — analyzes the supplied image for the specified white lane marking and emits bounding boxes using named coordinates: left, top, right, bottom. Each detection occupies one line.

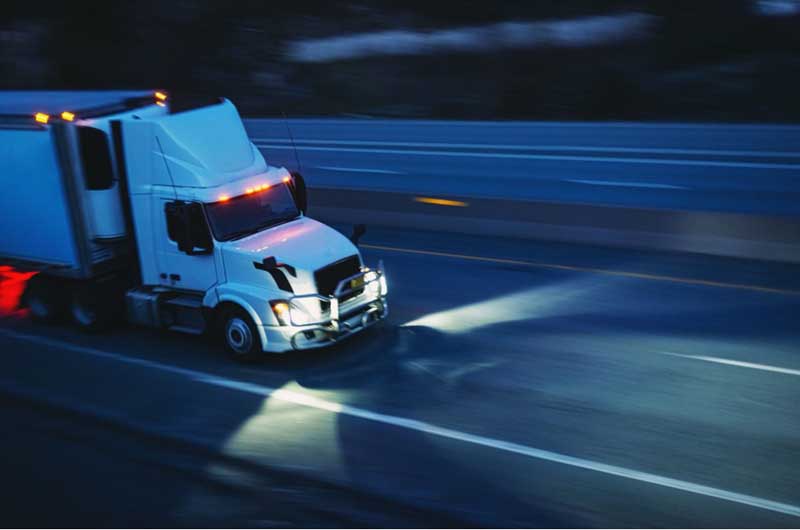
left=315, top=165, right=403, bottom=175
left=565, top=179, right=688, bottom=190
left=255, top=144, right=800, bottom=170
left=661, top=352, right=800, bottom=377
left=2, top=327, right=800, bottom=519
left=246, top=119, right=800, bottom=131
left=254, top=138, right=800, bottom=159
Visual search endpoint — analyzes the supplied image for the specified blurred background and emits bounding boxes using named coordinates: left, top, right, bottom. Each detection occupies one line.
left=4, top=0, right=800, bottom=121
left=3, top=2, right=800, bottom=527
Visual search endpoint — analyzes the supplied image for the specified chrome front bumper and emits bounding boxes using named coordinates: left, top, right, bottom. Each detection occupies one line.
left=275, top=264, right=389, bottom=351
left=288, top=296, right=388, bottom=350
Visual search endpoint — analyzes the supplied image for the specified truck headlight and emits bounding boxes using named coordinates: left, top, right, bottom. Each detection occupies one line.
left=271, top=299, right=318, bottom=326
left=363, top=271, right=387, bottom=297
left=270, top=300, right=291, bottom=326
left=364, top=270, right=380, bottom=297
left=367, top=280, right=380, bottom=297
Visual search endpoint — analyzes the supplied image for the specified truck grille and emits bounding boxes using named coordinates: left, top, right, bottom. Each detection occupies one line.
left=315, top=255, right=361, bottom=298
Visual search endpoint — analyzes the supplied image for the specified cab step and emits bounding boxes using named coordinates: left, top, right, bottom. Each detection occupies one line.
left=163, top=294, right=204, bottom=309
left=167, top=324, right=205, bottom=335
left=125, top=288, right=208, bottom=334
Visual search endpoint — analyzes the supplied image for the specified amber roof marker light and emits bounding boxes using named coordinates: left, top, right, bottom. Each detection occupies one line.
left=154, top=91, right=168, bottom=107
left=34, top=112, right=50, bottom=124
left=60, top=111, right=75, bottom=122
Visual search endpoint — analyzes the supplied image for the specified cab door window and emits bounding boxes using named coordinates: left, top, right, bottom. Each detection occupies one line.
left=165, top=201, right=213, bottom=255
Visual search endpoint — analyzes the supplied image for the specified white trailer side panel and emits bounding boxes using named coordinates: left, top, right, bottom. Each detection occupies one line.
left=0, top=127, right=79, bottom=268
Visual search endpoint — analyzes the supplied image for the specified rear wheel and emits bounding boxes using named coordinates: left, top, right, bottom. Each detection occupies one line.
left=23, top=276, right=65, bottom=322
left=69, top=285, right=104, bottom=332
left=220, top=308, right=262, bottom=362
left=68, top=275, right=126, bottom=332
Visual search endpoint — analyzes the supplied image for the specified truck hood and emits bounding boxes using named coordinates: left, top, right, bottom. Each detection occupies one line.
left=220, top=216, right=360, bottom=295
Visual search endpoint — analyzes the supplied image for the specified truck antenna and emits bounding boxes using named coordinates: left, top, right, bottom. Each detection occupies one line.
left=282, top=110, right=302, bottom=174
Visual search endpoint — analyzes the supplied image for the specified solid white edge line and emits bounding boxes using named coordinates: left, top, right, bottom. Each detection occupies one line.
left=314, top=165, right=403, bottom=175
left=253, top=138, right=800, bottom=159
left=564, top=179, right=689, bottom=190
left=255, top=144, right=800, bottom=170
left=661, top=352, right=800, bottom=377
left=1, top=327, right=799, bottom=519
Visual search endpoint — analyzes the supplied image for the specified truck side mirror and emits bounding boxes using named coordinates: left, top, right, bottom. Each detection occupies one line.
left=288, top=171, right=308, bottom=214
left=350, top=224, right=367, bottom=245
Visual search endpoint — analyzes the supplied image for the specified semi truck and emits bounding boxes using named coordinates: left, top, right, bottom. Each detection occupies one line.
left=0, top=91, right=388, bottom=360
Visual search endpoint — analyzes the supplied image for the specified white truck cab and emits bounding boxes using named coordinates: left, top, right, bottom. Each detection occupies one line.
left=0, top=92, right=387, bottom=360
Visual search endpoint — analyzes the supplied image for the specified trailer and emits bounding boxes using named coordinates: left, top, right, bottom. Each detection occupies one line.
left=0, top=91, right=387, bottom=360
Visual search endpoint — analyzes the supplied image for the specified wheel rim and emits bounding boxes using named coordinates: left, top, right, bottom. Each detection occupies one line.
left=226, top=317, right=253, bottom=354
left=71, top=299, right=96, bottom=327
left=28, top=296, right=50, bottom=319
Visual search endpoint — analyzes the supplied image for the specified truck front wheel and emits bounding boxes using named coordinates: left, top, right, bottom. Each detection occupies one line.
left=221, top=308, right=262, bottom=362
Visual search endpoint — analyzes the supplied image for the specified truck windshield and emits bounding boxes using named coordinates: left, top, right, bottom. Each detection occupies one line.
left=205, top=183, right=300, bottom=241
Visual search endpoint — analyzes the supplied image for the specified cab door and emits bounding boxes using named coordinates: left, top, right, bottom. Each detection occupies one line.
left=156, top=196, right=218, bottom=292
left=116, top=115, right=219, bottom=292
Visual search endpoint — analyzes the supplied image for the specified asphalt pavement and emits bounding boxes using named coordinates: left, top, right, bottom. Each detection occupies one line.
left=2, top=226, right=799, bottom=527
left=245, top=119, right=800, bottom=215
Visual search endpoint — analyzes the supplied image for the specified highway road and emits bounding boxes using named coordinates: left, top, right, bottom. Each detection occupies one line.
left=246, top=119, right=800, bottom=215
left=2, top=225, right=799, bottom=527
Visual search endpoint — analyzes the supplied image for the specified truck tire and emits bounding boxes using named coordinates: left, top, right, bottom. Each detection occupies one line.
left=69, top=284, right=106, bottom=332
left=68, top=275, right=125, bottom=332
left=23, top=276, right=65, bottom=322
left=220, top=307, right=262, bottom=362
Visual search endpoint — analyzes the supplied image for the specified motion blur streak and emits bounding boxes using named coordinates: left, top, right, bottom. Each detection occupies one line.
left=1, top=326, right=799, bottom=519
left=254, top=138, right=800, bottom=158
left=254, top=143, right=800, bottom=169
left=286, top=13, right=655, bottom=62
left=0, top=266, right=36, bottom=317
left=413, top=197, right=469, bottom=207
left=247, top=120, right=800, bottom=217
left=360, top=244, right=800, bottom=295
